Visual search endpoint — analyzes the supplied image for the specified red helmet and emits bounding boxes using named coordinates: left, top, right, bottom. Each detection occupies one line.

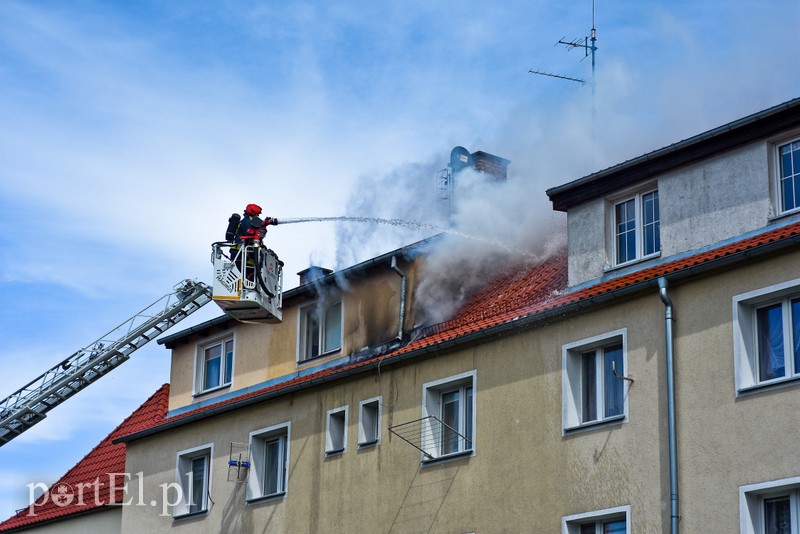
left=244, top=203, right=262, bottom=216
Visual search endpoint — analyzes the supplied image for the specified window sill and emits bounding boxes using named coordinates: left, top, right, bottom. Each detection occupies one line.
left=325, top=448, right=345, bottom=457
left=768, top=207, right=800, bottom=224
left=564, top=415, right=626, bottom=436
left=297, top=349, right=342, bottom=366
left=604, top=252, right=661, bottom=274
left=246, top=492, right=286, bottom=505
left=172, top=509, right=208, bottom=521
left=421, top=449, right=473, bottom=465
left=358, top=439, right=379, bottom=449
left=737, top=375, right=800, bottom=397
left=193, top=383, right=231, bottom=398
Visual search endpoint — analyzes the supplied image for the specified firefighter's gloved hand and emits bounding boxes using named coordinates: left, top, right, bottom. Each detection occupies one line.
left=263, top=217, right=278, bottom=227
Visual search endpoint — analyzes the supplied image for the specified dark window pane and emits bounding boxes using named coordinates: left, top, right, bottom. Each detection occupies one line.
left=616, top=199, right=636, bottom=263
left=465, top=386, right=473, bottom=449
left=204, top=357, right=220, bottom=390
left=305, top=309, right=320, bottom=358
left=189, top=456, right=206, bottom=513
left=764, top=496, right=791, bottom=534
left=604, top=345, right=624, bottom=418
left=793, top=299, right=800, bottom=376
left=323, top=303, right=342, bottom=353
left=224, top=340, right=233, bottom=385
left=264, top=438, right=281, bottom=495
left=757, top=304, right=785, bottom=381
left=441, top=390, right=460, bottom=454
left=580, top=524, right=596, bottom=534
left=604, top=519, right=627, bottom=534
left=582, top=351, right=597, bottom=422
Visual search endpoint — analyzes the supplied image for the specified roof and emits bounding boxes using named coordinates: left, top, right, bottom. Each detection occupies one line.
left=116, top=218, right=800, bottom=443
left=0, top=385, right=169, bottom=532
left=546, top=97, right=800, bottom=211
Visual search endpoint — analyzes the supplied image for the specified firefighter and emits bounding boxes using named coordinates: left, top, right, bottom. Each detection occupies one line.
left=229, top=203, right=278, bottom=273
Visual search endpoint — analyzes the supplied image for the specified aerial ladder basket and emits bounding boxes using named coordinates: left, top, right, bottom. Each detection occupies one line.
left=211, top=241, right=283, bottom=324
left=0, top=280, right=213, bottom=447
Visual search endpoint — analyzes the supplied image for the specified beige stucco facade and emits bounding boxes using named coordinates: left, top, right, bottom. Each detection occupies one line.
left=123, top=248, right=800, bottom=532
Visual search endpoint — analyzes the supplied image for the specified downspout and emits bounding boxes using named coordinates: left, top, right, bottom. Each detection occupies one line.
left=658, top=277, right=679, bottom=534
left=390, top=256, right=406, bottom=341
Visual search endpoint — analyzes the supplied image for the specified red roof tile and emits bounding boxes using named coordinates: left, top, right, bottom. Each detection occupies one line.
left=121, top=220, right=800, bottom=440
left=0, top=385, right=169, bottom=531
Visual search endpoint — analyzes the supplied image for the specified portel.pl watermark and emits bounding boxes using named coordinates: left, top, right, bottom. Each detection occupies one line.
left=26, top=472, right=200, bottom=517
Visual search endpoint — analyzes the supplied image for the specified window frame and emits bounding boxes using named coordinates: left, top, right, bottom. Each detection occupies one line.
left=194, top=332, right=235, bottom=396
left=733, top=278, right=800, bottom=394
left=775, top=136, right=800, bottom=217
left=421, top=370, right=476, bottom=462
left=608, top=186, right=661, bottom=267
left=358, top=396, right=382, bottom=448
left=247, top=422, right=290, bottom=503
left=297, top=299, right=343, bottom=363
left=325, top=406, right=348, bottom=456
left=562, top=505, right=631, bottom=534
left=740, top=476, right=800, bottom=534
left=562, top=329, right=629, bottom=433
left=174, top=443, right=213, bottom=518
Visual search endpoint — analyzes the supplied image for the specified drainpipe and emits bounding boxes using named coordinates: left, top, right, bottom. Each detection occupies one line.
left=390, top=256, right=406, bottom=340
left=658, top=277, right=679, bottom=534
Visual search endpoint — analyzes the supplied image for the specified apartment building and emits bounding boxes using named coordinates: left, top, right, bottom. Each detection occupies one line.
left=4, top=98, right=800, bottom=533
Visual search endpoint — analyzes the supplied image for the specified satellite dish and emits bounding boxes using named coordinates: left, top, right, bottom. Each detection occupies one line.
left=450, top=146, right=472, bottom=172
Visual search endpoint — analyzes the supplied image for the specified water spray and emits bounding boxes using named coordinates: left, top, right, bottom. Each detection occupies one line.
left=277, top=216, right=538, bottom=258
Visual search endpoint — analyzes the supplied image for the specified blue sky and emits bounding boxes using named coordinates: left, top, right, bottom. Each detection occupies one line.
left=1, top=0, right=799, bottom=517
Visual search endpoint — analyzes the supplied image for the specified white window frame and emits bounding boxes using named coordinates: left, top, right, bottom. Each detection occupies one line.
left=297, top=299, right=343, bottom=363
left=740, top=476, right=800, bottom=534
left=194, top=331, right=235, bottom=396
left=358, top=396, right=382, bottom=447
left=774, top=136, right=800, bottom=217
left=325, top=406, right=348, bottom=455
left=733, top=278, right=800, bottom=394
left=174, top=443, right=213, bottom=518
left=247, top=422, right=290, bottom=502
left=562, top=329, right=629, bottom=433
left=421, top=370, right=476, bottom=462
left=608, top=186, right=660, bottom=267
left=562, top=505, right=630, bottom=534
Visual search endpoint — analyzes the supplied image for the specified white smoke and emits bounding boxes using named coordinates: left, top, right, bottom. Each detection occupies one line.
left=413, top=167, right=566, bottom=325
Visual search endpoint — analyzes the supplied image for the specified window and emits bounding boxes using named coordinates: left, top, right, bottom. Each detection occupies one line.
left=421, top=371, right=475, bottom=460
left=734, top=279, right=800, bottom=392
left=612, top=188, right=660, bottom=265
left=247, top=423, right=289, bottom=501
left=740, top=477, right=800, bottom=534
left=563, top=330, right=628, bottom=432
left=298, top=300, right=342, bottom=362
left=563, top=506, right=630, bottom=534
left=358, top=397, right=382, bottom=447
left=325, top=406, right=348, bottom=455
left=778, top=139, right=800, bottom=214
left=195, top=334, right=234, bottom=394
left=174, top=444, right=212, bottom=517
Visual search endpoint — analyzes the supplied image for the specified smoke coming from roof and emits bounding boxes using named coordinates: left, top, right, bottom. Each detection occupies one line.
left=334, top=151, right=566, bottom=327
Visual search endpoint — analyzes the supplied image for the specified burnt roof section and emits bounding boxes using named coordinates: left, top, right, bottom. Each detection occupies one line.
left=546, top=97, right=800, bottom=212
left=158, top=235, right=440, bottom=348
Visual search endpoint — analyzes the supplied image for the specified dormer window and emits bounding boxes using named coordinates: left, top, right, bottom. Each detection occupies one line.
left=195, top=334, right=234, bottom=395
left=613, top=189, right=660, bottom=266
left=298, top=299, right=342, bottom=362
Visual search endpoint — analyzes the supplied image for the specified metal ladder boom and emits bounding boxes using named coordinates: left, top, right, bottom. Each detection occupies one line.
left=0, top=279, right=213, bottom=447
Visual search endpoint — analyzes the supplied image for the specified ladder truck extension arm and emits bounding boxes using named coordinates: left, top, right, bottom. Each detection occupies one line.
left=0, top=279, right=213, bottom=447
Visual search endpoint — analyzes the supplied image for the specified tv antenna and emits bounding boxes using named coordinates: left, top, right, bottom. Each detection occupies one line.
left=529, top=0, right=598, bottom=144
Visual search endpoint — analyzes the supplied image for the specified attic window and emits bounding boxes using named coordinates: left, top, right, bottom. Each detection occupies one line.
left=298, top=299, right=342, bottom=362
left=611, top=188, right=660, bottom=266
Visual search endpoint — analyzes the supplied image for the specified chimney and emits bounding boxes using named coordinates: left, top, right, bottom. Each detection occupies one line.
left=470, top=150, right=510, bottom=182
left=298, top=266, right=333, bottom=286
